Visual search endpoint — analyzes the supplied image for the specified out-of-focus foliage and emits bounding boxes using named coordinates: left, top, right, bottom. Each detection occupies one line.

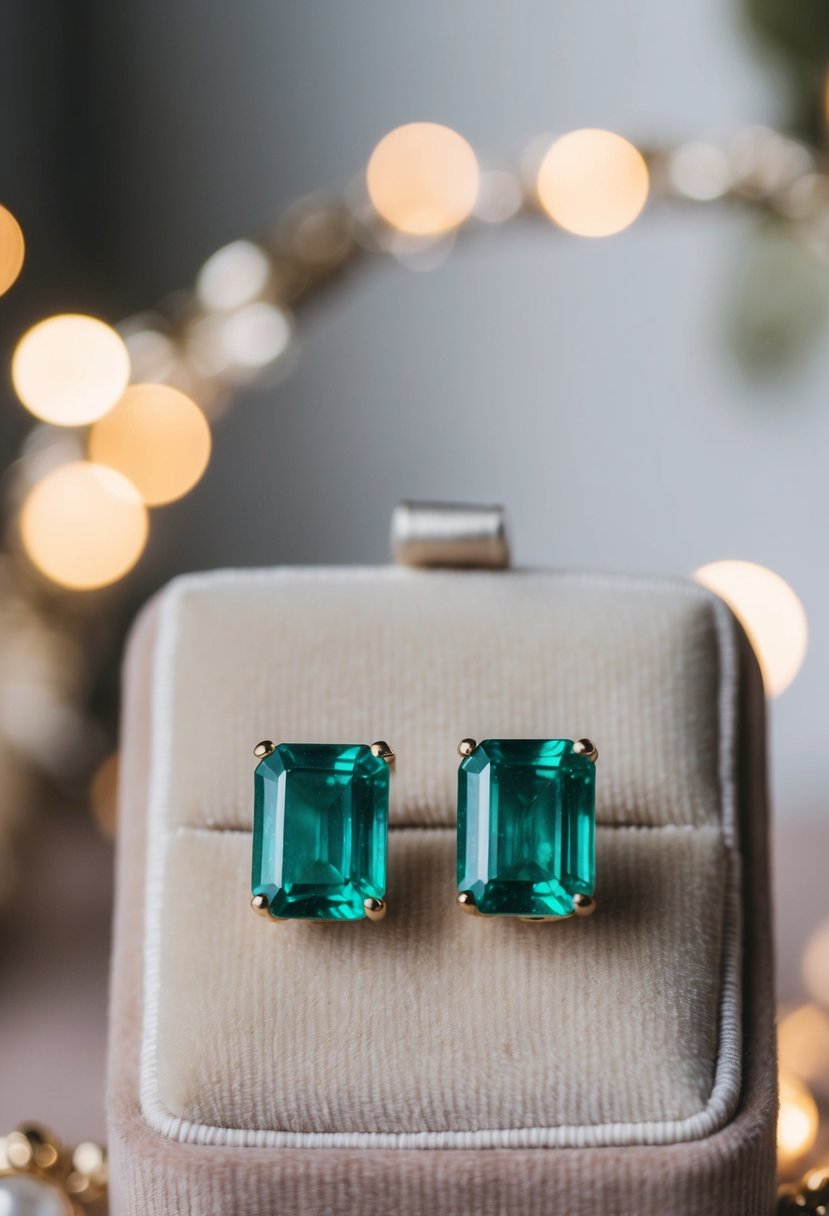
left=726, top=219, right=829, bottom=377
left=744, top=0, right=829, bottom=137
left=735, top=3, right=829, bottom=373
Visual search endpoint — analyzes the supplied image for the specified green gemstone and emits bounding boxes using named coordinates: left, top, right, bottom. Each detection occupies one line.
left=457, top=739, right=595, bottom=917
left=252, top=743, right=389, bottom=920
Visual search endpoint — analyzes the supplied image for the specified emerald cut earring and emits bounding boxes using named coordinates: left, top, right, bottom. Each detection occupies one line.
left=456, top=738, right=597, bottom=921
left=250, top=740, right=393, bottom=922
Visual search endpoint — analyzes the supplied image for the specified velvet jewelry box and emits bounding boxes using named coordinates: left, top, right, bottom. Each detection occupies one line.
left=107, top=568, right=777, bottom=1215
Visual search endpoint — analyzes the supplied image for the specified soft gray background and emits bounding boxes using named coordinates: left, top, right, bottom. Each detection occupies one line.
left=100, top=0, right=820, bottom=823
left=0, top=0, right=828, bottom=1143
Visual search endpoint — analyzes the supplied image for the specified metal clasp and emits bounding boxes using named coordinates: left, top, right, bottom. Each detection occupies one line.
left=391, top=501, right=510, bottom=569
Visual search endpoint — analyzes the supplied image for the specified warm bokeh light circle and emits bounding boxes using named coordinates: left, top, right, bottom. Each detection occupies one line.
left=90, top=751, right=120, bottom=838
left=777, top=1069, right=820, bottom=1168
left=12, top=314, right=131, bottom=426
left=536, top=128, right=650, bottom=237
left=196, top=239, right=271, bottom=312
left=778, top=1003, right=829, bottom=1092
left=89, top=383, right=212, bottom=505
left=20, top=462, right=148, bottom=590
left=803, top=919, right=829, bottom=1009
left=367, top=122, right=479, bottom=236
left=692, top=560, right=808, bottom=697
left=0, top=203, right=25, bottom=296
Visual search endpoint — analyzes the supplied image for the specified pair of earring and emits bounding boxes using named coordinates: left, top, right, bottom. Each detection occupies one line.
left=250, top=735, right=598, bottom=924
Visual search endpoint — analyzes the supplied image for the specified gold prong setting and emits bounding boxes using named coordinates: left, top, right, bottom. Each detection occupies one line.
left=457, top=738, right=478, bottom=758
left=457, top=891, right=480, bottom=915
left=573, top=893, right=596, bottom=917
left=572, top=738, right=598, bottom=763
left=250, top=894, right=287, bottom=922
left=253, top=739, right=275, bottom=759
left=363, top=896, right=387, bottom=922
left=370, top=740, right=395, bottom=765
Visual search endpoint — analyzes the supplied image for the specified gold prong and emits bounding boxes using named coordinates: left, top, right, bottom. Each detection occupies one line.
left=573, top=893, right=596, bottom=917
left=457, top=738, right=478, bottom=758
left=254, top=740, right=275, bottom=759
left=573, top=738, right=598, bottom=763
left=457, top=891, right=480, bottom=915
left=370, top=741, right=395, bottom=765
left=364, top=896, right=386, bottom=922
left=251, top=893, right=271, bottom=917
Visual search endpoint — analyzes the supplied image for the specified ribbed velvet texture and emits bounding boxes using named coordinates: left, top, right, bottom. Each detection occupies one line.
left=107, top=569, right=777, bottom=1214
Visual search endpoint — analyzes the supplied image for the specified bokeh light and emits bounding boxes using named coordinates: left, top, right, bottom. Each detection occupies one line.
left=0, top=203, right=25, bottom=296
left=729, top=127, right=812, bottom=200
left=196, top=239, right=271, bottom=312
left=186, top=301, right=292, bottom=385
left=90, top=751, right=120, bottom=838
left=387, top=230, right=456, bottom=273
left=804, top=920, right=829, bottom=1010
left=20, top=462, right=148, bottom=590
left=778, top=1069, right=820, bottom=1169
left=12, top=315, right=130, bottom=426
left=122, top=324, right=179, bottom=384
left=692, top=560, right=808, bottom=697
left=89, top=384, right=211, bottom=506
left=474, top=170, right=524, bottom=224
left=15, top=425, right=86, bottom=497
left=366, top=122, right=479, bottom=236
left=284, top=203, right=354, bottom=268
left=667, top=142, right=732, bottom=202
left=779, top=1004, right=829, bottom=1093
left=536, top=128, right=650, bottom=237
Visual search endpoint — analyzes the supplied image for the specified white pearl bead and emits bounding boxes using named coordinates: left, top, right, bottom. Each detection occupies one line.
left=0, top=1175, right=70, bottom=1216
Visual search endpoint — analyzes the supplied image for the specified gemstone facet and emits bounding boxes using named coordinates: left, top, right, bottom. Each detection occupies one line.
left=252, top=743, right=389, bottom=920
left=457, top=739, right=596, bottom=917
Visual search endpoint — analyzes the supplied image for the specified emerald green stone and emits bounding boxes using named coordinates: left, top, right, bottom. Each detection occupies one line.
left=252, top=743, right=389, bottom=920
left=457, top=739, right=595, bottom=917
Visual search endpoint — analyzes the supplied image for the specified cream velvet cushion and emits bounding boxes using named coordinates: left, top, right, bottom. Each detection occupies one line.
left=140, top=569, right=741, bottom=1149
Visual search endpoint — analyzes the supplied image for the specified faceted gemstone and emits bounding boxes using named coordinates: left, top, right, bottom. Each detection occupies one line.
left=252, top=743, right=389, bottom=920
left=457, top=739, right=595, bottom=917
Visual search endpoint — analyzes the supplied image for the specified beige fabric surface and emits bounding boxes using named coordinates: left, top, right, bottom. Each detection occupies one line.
left=158, top=569, right=723, bottom=831
left=142, top=569, right=738, bottom=1145
left=158, top=825, right=725, bottom=1133
left=108, top=568, right=777, bottom=1214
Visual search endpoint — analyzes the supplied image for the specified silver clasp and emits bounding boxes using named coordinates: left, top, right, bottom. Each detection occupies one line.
left=391, top=501, right=509, bottom=569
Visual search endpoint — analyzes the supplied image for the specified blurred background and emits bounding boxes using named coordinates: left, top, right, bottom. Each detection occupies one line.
left=0, top=0, right=828, bottom=1187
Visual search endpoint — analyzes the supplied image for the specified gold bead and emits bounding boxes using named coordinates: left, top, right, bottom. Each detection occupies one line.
left=4, top=1125, right=61, bottom=1171
left=457, top=891, right=480, bottom=915
left=803, top=1166, right=829, bottom=1199
left=5, top=1131, right=33, bottom=1169
left=363, top=896, right=387, bottom=922
left=370, top=741, right=395, bottom=765
left=573, top=738, right=598, bottom=763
